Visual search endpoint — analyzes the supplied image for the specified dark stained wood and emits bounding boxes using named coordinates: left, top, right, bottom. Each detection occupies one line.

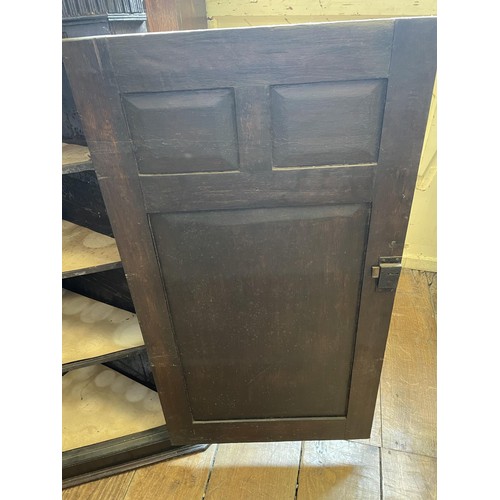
left=345, top=17, right=437, bottom=439
left=63, top=18, right=436, bottom=445
left=62, top=170, right=114, bottom=237
left=234, top=86, right=272, bottom=172
left=143, top=0, right=207, bottom=32
left=122, top=89, right=239, bottom=174
left=63, top=62, right=86, bottom=144
left=140, top=166, right=374, bottom=213
left=105, top=349, right=157, bottom=391
left=63, top=267, right=135, bottom=313
left=107, top=21, right=394, bottom=93
left=151, top=205, right=369, bottom=420
left=63, top=424, right=209, bottom=488
left=63, top=37, right=195, bottom=442
left=271, top=79, right=387, bottom=168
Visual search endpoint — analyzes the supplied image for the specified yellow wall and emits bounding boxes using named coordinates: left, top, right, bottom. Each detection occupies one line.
left=206, top=0, right=438, bottom=272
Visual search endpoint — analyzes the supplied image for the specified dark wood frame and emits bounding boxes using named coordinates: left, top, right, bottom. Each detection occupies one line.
left=62, top=426, right=209, bottom=488
left=63, top=18, right=436, bottom=445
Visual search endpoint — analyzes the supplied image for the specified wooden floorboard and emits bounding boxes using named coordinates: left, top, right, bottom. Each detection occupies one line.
left=425, top=270, right=437, bottom=317
left=62, top=471, right=134, bottom=500
left=122, top=445, right=217, bottom=500
left=204, top=442, right=301, bottom=500
left=297, top=440, right=380, bottom=500
left=381, top=448, right=437, bottom=499
left=380, top=269, right=437, bottom=458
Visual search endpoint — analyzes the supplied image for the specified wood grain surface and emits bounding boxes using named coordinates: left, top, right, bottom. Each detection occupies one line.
left=123, top=445, right=216, bottom=500
left=204, top=442, right=301, bottom=500
left=62, top=365, right=165, bottom=451
left=62, top=472, right=134, bottom=500
left=62, top=220, right=121, bottom=279
left=381, top=448, right=437, bottom=499
left=297, top=441, right=380, bottom=500
left=380, top=270, right=437, bottom=457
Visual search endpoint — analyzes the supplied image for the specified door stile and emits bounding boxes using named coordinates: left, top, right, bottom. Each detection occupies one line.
left=62, top=37, right=197, bottom=441
left=345, top=17, right=437, bottom=438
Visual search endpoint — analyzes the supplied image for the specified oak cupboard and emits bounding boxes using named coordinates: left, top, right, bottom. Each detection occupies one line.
left=63, top=17, right=436, bottom=447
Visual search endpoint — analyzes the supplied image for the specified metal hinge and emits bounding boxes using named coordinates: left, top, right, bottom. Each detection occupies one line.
left=371, top=257, right=402, bottom=290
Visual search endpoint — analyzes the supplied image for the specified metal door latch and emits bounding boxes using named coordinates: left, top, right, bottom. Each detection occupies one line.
left=371, top=257, right=402, bottom=290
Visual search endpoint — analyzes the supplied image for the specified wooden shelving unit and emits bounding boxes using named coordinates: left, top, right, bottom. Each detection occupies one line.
left=61, top=145, right=208, bottom=487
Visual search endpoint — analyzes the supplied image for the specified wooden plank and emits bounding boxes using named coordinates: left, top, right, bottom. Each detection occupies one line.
left=63, top=365, right=165, bottom=452
left=62, top=289, right=144, bottom=368
left=381, top=448, right=436, bottom=499
left=380, top=270, right=437, bottom=457
left=140, top=167, right=374, bottom=213
left=62, top=143, right=93, bottom=174
left=205, top=442, right=301, bottom=500
left=124, top=445, right=216, bottom=500
left=62, top=220, right=122, bottom=279
left=425, top=271, right=437, bottom=317
left=106, top=21, right=394, bottom=93
left=297, top=441, right=380, bottom=500
left=63, top=471, right=134, bottom=500
left=63, top=426, right=209, bottom=488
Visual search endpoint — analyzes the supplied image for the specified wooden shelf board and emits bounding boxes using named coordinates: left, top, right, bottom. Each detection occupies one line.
left=62, top=220, right=122, bottom=279
left=63, top=365, right=166, bottom=452
left=63, top=143, right=93, bottom=174
left=62, top=289, right=145, bottom=369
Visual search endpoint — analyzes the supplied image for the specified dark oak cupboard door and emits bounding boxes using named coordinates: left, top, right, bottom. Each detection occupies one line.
left=63, top=18, right=436, bottom=445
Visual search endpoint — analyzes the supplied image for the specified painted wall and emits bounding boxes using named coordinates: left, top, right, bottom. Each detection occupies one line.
left=206, top=0, right=438, bottom=272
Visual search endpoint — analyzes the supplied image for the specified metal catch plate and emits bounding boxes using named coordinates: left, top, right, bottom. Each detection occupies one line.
left=372, top=257, right=402, bottom=290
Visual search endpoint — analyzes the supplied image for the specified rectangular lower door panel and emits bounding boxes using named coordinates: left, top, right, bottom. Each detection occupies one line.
left=150, top=204, right=369, bottom=421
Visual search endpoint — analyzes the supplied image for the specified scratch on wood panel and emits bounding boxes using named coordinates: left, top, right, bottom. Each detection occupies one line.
left=92, top=39, right=103, bottom=72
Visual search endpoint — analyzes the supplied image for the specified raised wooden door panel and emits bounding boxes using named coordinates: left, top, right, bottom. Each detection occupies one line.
left=62, top=17, right=436, bottom=445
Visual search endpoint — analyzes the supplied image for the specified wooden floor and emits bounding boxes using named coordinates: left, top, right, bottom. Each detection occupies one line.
left=63, top=269, right=436, bottom=499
